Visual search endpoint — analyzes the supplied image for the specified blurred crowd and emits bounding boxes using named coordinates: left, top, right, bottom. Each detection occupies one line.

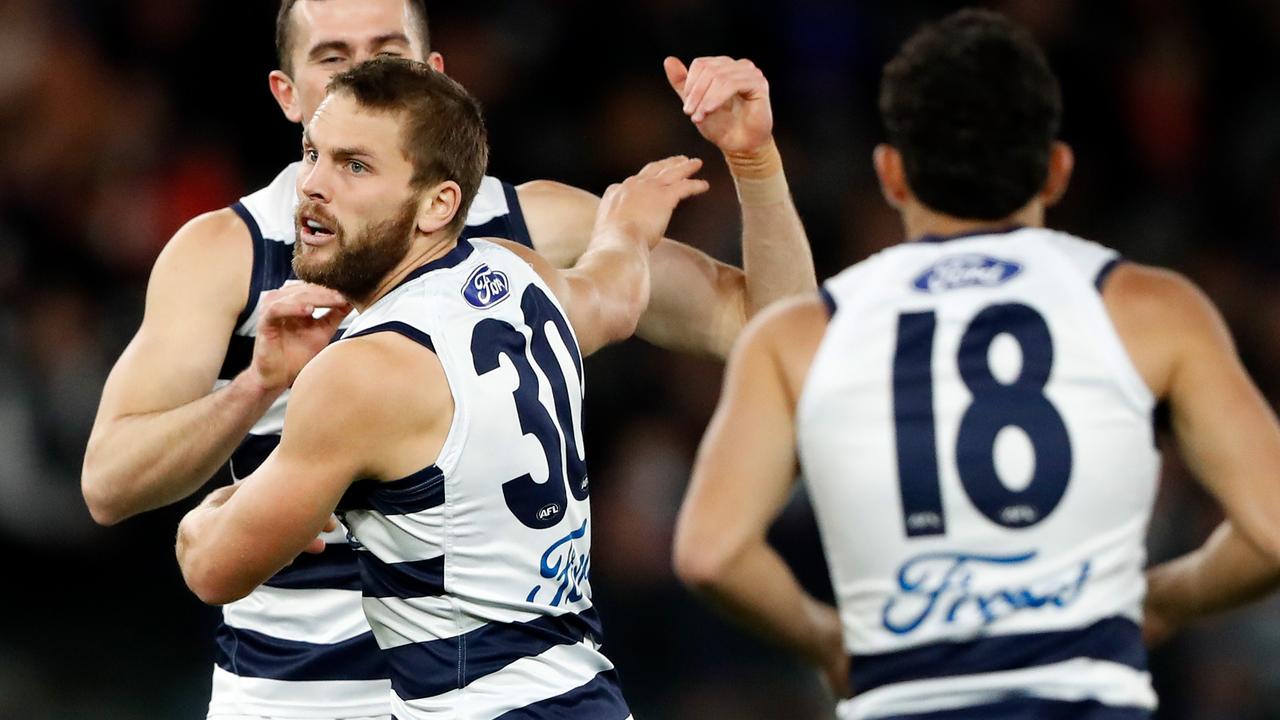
left=3, top=0, right=1280, bottom=717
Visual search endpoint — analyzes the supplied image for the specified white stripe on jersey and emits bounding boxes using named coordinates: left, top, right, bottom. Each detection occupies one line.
left=392, top=640, right=614, bottom=718
left=209, top=665, right=391, bottom=720
left=222, top=586, right=370, bottom=645
left=837, top=657, right=1157, bottom=719
left=344, top=507, right=445, bottom=562
left=360, top=594, right=563, bottom=650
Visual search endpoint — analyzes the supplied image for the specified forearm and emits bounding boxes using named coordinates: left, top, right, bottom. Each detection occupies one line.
left=684, top=541, right=842, bottom=668
left=176, top=486, right=256, bottom=605
left=636, top=240, right=745, bottom=359
left=572, top=232, right=652, bottom=348
left=1147, top=521, right=1280, bottom=622
left=728, top=140, right=817, bottom=316
left=83, top=371, right=280, bottom=525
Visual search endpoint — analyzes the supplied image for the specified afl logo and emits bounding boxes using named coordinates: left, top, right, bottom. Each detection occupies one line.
left=912, top=255, right=1022, bottom=293
left=537, top=503, right=561, bottom=521
left=463, top=264, right=510, bottom=309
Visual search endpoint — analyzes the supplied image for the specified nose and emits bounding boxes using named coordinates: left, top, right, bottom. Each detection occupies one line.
left=298, top=157, right=332, bottom=204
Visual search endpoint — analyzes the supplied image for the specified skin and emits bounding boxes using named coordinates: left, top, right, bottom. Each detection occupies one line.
left=176, top=87, right=709, bottom=604
left=672, top=141, right=1280, bottom=700
left=82, top=0, right=814, bottom=526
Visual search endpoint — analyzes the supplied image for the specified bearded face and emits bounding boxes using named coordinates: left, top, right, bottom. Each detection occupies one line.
left=293, top=193, right=419, bottom=301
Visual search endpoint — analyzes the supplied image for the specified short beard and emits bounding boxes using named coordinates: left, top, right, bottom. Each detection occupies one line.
left=294, top=197, right=417, bottom=303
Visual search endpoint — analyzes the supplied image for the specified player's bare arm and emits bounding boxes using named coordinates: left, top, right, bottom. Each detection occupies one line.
left=1143, top=522, right=1280, bottom=646
left=518, top=180, right=747, bottom=358
left=1104, top=263, right=1280, bottom=630
left=177, top=331, right=448, bottom=605
left=82, top=208, right=351, bottom=526
left=501, top=155, right=709, bottom=356
left=673, top=296, right=847, bottom=698
left=513, top=56, right=816, bottom=360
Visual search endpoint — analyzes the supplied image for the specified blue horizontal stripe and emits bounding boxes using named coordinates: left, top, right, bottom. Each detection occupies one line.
left=495, top=669, right=630, bottom=719
left=215, top=624, right=388, bottom=682
left=263, top=542, right=360, bottom=591
left=229, top=433, right=280, bottom=479
left=386, top=607, right=604, bottom=701
left=341, top=465, right=445, bottom=515
left=360, top=555, right=445, bottom=598
left=882, top=697, right=1150, bottom=719
left=850, top=616, right=1146, bottom=698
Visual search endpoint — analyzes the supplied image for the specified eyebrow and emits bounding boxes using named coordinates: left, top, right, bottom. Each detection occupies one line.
left=301, top=131, right=375, bottom=161
left=306, top=33, right=411, bottom=61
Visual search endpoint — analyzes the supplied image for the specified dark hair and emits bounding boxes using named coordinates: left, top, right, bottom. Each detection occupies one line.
left=276, top=0, right=431, bottom=74
left=328, top=58, right=488, bottom=236
left=879, top=9, right=1062, bottom=220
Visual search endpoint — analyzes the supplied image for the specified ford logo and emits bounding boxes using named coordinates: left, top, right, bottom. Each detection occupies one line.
left=912, top=255, right=1022, bottom=293
left=463, top=264, right=511, bottom=309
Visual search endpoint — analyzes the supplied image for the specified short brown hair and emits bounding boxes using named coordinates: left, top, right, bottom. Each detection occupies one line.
left=328, top=58, right=489, bottom=236
left=276, top=0, right=431, bottom=75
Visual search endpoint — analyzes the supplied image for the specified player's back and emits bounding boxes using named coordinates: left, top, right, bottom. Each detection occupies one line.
left=336, top=239, right=629, bottom=720
left=798, top=226, right=1159, bottom=719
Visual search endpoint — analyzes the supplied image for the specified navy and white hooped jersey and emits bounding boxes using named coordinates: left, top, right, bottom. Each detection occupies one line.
left=335, top=238, right=629, bottom=720
left=207, top=163, right=536, bottom=719
left=796, top=227, right=1160, bottom=719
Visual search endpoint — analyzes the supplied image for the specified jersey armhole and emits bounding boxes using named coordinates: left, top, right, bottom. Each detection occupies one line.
left=1094, top=257, right=1125, bottom=292
left=229, top=201, right=265, bottom=330
left=344, top=321, right=436, bottom=353
left=501, top=181, right=535, bottom=249
left=819, top=286, right=838, bottom=317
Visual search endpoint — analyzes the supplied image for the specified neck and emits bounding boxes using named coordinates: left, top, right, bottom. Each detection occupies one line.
left=350, top=232, right=459, bottom=312
left=902, top=200, right=1044, bottom=243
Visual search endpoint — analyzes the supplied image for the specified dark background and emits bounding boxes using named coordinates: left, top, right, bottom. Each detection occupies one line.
left=3, top=0, right=1280, bottom=717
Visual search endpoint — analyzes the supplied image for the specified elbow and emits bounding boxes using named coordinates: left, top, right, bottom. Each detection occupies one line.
left=672, top=527, right=734, bottom=594
left=179, top=554, right=250, bottom=606
left=81, top=465, right=127, bottom=527
left=176, top=525, right=251, bottom=606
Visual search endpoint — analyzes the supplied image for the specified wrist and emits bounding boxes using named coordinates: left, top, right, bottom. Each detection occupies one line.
left=234, top=367, right=285, bottom=406
left=726, top=140, right=789, bottom=206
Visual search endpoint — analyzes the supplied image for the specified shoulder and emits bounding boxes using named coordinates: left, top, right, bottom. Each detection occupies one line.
left=515, top=179, right=600, bottom=210
left=1102, top=262, right=1233, bottom=397
left=146, top=208, right=253, bottom=310
left=1103, top=262, right=1221, bottom=331
left=734, top=294, right=830, bottom=404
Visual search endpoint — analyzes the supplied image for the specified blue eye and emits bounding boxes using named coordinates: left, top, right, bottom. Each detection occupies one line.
left=348, top=160, right=367, bottom=174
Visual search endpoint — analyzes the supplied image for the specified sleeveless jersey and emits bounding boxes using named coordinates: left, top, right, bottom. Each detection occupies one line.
left=207, top=163, right=536, bottom=718
left=336, top=238, right=629, bottom=719
left=796, top=227, right=1160, bottom=719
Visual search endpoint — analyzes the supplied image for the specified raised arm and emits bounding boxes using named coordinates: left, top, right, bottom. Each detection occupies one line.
left=502, top=155, right=709, bottom=356
left=514, top=56, right=815, bottom=360
left=664, top=56, right=817, bottom=337
left=82, top=209, right=350, bottom=525
left=1103, top=264, right=1280, bottom=637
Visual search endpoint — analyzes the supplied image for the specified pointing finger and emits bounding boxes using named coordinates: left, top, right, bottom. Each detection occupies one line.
left=663, top=56, right=689, bottom=99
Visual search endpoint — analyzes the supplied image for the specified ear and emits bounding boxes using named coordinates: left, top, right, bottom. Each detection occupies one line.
left=873, top=144, right=911, bottom=211
left=416, top=180, right=463, bottom=234
left=426, top=51, right=445, bottom=73
left=1040, top=141, right=1074, bottom=208
left=269, top=70, right=304, bottom=124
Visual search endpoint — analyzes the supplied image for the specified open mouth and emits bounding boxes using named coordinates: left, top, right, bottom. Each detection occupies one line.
left=297, top=207, right=338, bottom=247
